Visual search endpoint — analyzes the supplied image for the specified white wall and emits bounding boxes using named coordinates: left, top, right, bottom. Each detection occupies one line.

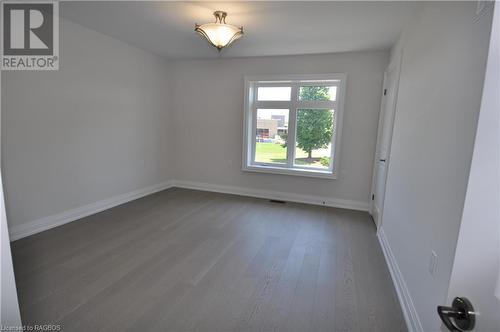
left=1, top=18, right=174, bottom=233
left=380, top=2, right=493, bottom=330
left=170, top=51, right=388, bottom=207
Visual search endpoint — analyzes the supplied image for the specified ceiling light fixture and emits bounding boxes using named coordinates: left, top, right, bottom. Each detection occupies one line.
left=195, top=11, right=243, bottom=51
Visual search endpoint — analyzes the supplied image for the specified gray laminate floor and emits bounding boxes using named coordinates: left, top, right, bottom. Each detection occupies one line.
left=12, top=188, right=406, bottom=332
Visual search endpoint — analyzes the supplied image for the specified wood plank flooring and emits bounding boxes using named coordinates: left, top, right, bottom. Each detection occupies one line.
left=11, top=188, right=407, bottom=332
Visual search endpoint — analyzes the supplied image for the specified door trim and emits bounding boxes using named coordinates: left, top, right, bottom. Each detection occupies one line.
left=369, top=51, right=403, bottom=229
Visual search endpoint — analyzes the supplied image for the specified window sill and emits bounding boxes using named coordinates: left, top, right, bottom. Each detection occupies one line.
left=243, top=164, right=338, bottom=179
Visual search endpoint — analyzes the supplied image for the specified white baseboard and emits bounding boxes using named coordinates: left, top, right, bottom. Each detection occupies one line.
left=9, top=179, right=369, bottom=241
left=172, top=180, right=370, bottom=211
left=372, top=205, right=380, bottom=226
left=377, top=228, right=423, bottom=332
left=9, top=180, right=174, bottom=241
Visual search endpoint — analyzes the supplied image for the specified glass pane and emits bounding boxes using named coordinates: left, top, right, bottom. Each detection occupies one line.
left=255, top=109, right=289, bottom=164
left=294, top=109, right=334, bottom=169
left=257, top=87, right=291, bottom=101
left=299, top=86, right=337, bottom=101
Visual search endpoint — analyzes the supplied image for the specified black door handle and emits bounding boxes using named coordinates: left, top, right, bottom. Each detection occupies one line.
left=379, top=159, right=386, bottom=162
left=437, top=297, right=475, bottom=331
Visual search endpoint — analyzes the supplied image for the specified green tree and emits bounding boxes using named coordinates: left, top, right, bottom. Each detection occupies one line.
left=297, top=86, right=334, bottom=160
left=280, top=132, right=288, bottom=148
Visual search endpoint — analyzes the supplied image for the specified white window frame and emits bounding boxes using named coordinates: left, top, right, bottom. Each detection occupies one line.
left=242, top=73, right=346, bottom=179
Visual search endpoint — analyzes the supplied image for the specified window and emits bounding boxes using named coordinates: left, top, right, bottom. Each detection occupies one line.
left=243, top=74, right=345, bottom=179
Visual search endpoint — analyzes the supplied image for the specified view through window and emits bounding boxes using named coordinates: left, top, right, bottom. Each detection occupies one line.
left=244, top=75, right=345, bottom=178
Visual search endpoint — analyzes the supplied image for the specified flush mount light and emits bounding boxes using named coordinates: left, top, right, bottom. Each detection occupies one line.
left=195, top=11, right=244, bottom=51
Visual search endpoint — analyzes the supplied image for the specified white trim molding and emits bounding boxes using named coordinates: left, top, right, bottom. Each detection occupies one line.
left=8, top=180, right=174, bottom=241
left=242, top=74, right=346, bottom=179
left=172, top=180, right=369, bottom=211
left=377, top=227, right=424, bottom=332
left=9, top=179, right=369, bottom=241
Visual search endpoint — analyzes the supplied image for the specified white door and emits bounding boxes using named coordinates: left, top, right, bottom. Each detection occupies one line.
left=0, top=70, right=22, bottom=326
left=370, top=54, right=402, bottom=228
left=438, top=4, right=499, bottom=331
left=1, top=172, right=21, bottom=327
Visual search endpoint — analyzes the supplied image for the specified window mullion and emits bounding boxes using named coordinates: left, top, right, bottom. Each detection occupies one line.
left=250, top=84, right=258, bottom=165
left=287, top=84, right=299, bottom=168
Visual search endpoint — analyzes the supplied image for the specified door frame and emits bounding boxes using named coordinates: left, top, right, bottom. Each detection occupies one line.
left=442, top=2, right=499, bottom=330
left=369, top=51, right=402, bottom=229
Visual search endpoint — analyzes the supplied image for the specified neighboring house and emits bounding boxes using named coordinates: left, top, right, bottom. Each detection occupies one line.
left=271, top=115, right=285, bottom=127
left=256, top=118, right=278, bottom=138
left=256, top=118, right=288, bottom=140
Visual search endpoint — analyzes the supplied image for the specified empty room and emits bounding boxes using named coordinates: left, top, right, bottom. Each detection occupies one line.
left=1, top=1, right=498, bottom=331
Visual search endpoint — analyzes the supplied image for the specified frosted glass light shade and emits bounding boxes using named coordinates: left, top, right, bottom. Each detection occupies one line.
left=195, top=11, right=243, bottom=51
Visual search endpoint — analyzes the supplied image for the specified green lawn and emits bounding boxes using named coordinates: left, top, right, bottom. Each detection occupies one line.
left=255, top=142, right=330, bottom=168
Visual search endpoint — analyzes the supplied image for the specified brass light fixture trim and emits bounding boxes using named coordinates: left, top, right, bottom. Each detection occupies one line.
left=195, top=11, right=244, bottom=51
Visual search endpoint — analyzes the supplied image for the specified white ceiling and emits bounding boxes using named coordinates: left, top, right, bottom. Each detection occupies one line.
left=61, top=1, right=420, bottom=59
